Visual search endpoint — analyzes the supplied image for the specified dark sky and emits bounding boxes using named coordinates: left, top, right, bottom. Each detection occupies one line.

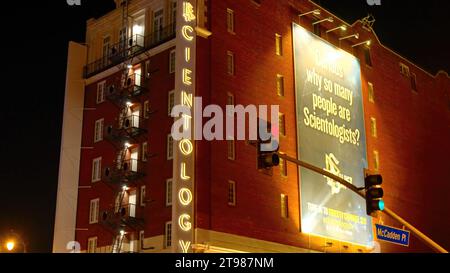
left=0, top=0, right=448, bottom=253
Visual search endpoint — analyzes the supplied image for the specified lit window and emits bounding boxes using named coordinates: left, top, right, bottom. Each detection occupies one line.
left=411, top=73, right=417, bottom=92
left=87, top=237, right=97, bottom=253
left=164, top=222, right=172, bottom=248
left=281, top=194, right=288, bottom=218
left=277, top=74, right=285, bottom=97
left=96, top=81, right=106, bottom=104
left=364, top=47, right=372, bottom=67
left=92, top=157, right=102, bottom=182
left=227, top=51, right=235, bottom=75
left=169, top=50, right=176, bottom=74
left=89, top=198, right=100, bottom=224
left=143, top=100, right=150, bottom=119
left=227, top=140, right=235, bottom=160
left=373, top=150, right=380, bottom=171
left=275, top=34, right=282, bottom=56
left=166, top=179, right=173, bottom=206
left=140, top=186, right=146, bottom=207
left=279, top=152, right=287, bottom=177
left=368, top=82, right=375, bottom=103
left=94, top=119, right=104, bottom=143
left=279, top=113, right=286, bottom=136
left=228, top=181, right=236, bottom=206
left=168, top=90, right=175, bottom=116
left=167, top=135, right=174, bottom=160
left=227, top=8, right=235, bottom=33
left=370, top=117, right=377, bottom=138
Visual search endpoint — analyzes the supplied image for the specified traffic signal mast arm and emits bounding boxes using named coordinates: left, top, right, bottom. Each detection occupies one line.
left=277, top=153, right=448, bottom=253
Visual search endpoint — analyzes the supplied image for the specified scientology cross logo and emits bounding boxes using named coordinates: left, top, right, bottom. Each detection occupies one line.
left=67, top=0, right=81, bottom=6
left=367, top=0, right=381, bottom=5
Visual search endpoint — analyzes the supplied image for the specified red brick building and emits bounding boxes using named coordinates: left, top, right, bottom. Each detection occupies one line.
left=53, top=0, right=450, bottom=253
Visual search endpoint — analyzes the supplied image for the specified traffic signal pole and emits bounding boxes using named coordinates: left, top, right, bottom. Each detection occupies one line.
left=278, top=153, right=448, bottom=253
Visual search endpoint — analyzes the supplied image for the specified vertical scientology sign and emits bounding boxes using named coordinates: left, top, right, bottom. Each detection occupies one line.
left=172, top=0, right=197, bottom=253
left=293, top=24, right=372, bottom=246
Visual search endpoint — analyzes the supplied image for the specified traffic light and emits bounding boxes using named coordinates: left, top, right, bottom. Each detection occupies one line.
left=364, top=174, right=384, bottom=216
left=257, top=120, right=280, bottom=169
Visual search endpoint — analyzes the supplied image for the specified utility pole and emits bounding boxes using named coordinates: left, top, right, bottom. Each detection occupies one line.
left=278, top=153, right=448, bottom=253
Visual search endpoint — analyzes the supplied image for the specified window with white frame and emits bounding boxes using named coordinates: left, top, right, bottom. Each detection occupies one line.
left=92, top=157, right=102, bottom=182
left=87, top=237, right=97, bottom=253
left=169, top=50, right=176, bottom=74
left=227, top=51, right=235, bottom=75
left=89, top=198, right=100, bottom=224
left=227, top=8, right=235, bottom=33
left=281, top=194, right=288, bottom=218
left=96, top=81, right=106, bottom=104
left=166, top=179, right=173, bottom=206
left=94, top=119, right=104, bottom=143
left=164, top=222, right=172, bottom=248
left=167, top=135, right=174, bottom=160
left=228, top=180, right=236, bottom=206
left=168, top=90, right=175, bottom=116
left=140, top=185, right=146, bottom=207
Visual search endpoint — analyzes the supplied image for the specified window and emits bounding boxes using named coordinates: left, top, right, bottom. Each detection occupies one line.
left=153, top=9, right=164, bottom=42
left=364, top=47, right=372, bottom=67
left=368, top=82, right=375, bottom=103
left=139, top=230, right=145, bottom=251
left=144, top=100, right=150, bottom=119
left=227, top=93, right=235, bottom=106
left=96, top=81, right=106, bottom=104
left=168, top=90, right=175, bottom=116
left=227, top=140, right=235, bottom=160
left=411, top=73, right=417, bottom=92
left=275, top=34, right=282, bottom=56
left=228, top=181, right=236, bottom=206
left=89, top=198, right=100, bottom=224
left=279, top=113, right=286, bottom=136
left=102, top=36, right=111, bottom=60
left=94, top=119, right=104, bottom=143
left=227, top=8, right=235, bottom=33
left=169, top=50, right=176, bottom=74
left=140, top=186, right=146, bottom=207
left=373, top=150, right=380, bottom=171
left=276, top=74, right=285, bottom=97
left=164, top=222, right=172, bottom=248
left=400, top=63, right=410, bottom=77
left=92, top=157, right=102, bottom=182
left=171, top=0, right=177, bottom=34
left=142, top=142, right=148, bottom=162
left=227, top=51, right=235, bottom=75
left=313, top=22, right=321, bottom=37
left=145, top=60, right=150, bottom=79
left=87, top=237, right=97, bottom=253
left=281, top=194, right=288, bottom=218
left=166, top=179, right=173, bottom=206
left=167, top=135, right=174, bottom=160
left=370, top=117, right=377, bottom=138
left=279, top=153, right=287, bottom=177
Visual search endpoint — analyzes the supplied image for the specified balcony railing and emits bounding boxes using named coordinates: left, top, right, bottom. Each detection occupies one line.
left=105, top=115, right=148, bottom=144
left=103, top=159, right=146, bottom=185
left=101, top=204, right=144, bottom=232
left=84, top=24, right=176, bottom=78
left=106, top=73, right=149, bottom=107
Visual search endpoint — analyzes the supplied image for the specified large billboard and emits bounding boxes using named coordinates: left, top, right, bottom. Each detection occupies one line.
left=293, top=23, right=372, bottom=246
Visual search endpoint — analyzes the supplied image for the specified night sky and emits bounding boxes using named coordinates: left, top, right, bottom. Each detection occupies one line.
left=0, top=0, right=448, bottom=253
